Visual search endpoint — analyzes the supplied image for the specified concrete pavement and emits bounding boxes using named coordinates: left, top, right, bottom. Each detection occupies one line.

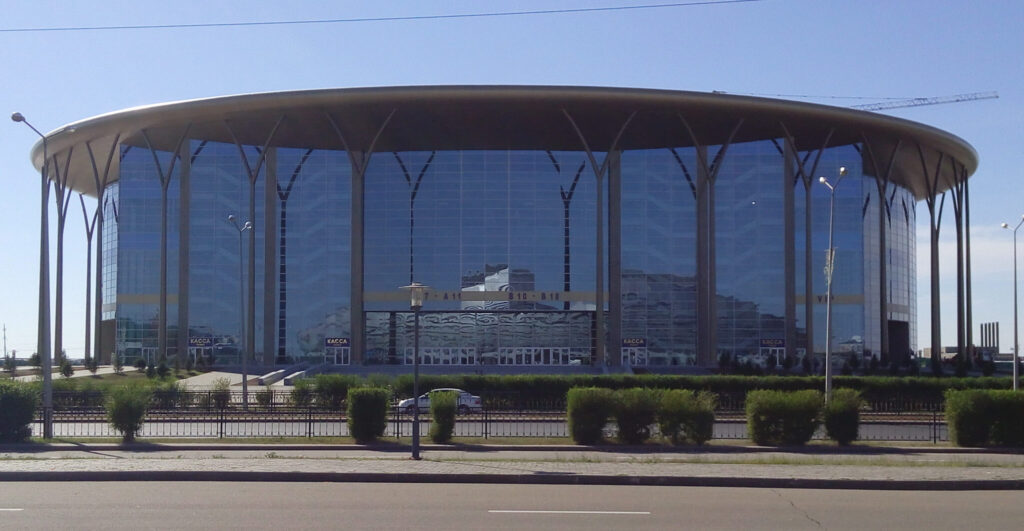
left=1, top=442, right=1022, bottom=489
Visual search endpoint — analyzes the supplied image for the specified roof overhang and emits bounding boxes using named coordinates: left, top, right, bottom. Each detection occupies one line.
left=27, top=85, right=978, bottom=199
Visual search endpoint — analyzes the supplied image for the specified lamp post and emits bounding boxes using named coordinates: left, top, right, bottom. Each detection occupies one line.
left=11, top=112, right=53, bottom=438
left=228, top=214, right=253, bottom=409
left=819, top=166, right=847, bottom=403
left=1002, top=215, right=1024, bottom=391
left=402, top=281, right=428, bottom=460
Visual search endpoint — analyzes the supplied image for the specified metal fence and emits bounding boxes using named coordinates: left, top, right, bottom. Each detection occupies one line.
left=30, top=390, right=948, bottom=442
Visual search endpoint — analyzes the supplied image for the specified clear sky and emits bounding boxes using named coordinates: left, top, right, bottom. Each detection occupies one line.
left=1, top=0, right=1021, bottom=360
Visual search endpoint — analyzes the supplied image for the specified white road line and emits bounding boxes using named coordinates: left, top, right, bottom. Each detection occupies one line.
left=489, top=510, right=650, bottom=515
left=0, top=509, right=24, bottom=512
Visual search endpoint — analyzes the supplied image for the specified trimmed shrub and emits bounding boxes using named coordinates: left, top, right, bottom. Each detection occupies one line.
left=824, top=389, right=862, bottom=445
left=746, top=389, right=822, bottom=446
left=211, top=377, right=232, bottom=409
left=290, top=379, right=314, bottom=407
left=314, top=374, right=359, bottom=409
left=105, top=385, right=152, bottom=443
left=60, top=359, right=74, bottom=378
left=429, top=390, right=457, bottom=443
left=613, top=388, right=660, bottom=444
left=255, top=386, right=275, bottom=409
left=347, top=387, right=390, bottom=443
left=134, top=358, right=146, bottom=372
left=566, top=387, right=614, bottom=444
left=946, top=389, right=1024, bottom=447
left=156, top=361, right=171, bottom=379
left=152, top=381, right=187, bottom=409
left=989, top=391, right=1024, bottom=446
left=0, top=381, right=39, bottom=442
left=658, top=390, right=718, bottom=445
left=945, top=390, right=993, bottom=446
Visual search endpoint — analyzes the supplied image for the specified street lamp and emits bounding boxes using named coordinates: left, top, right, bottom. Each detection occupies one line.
left=819, top=166, right=847, bottom=403
left=11, top=112, right=53, bottom=438
left=1001, top=215, right=1024, bottom=391
left=402, top=281, right=428, bottom=460
left=228, top=214, right=253, bottom=409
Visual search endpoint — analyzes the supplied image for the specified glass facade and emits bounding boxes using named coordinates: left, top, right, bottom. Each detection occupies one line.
left=104, top=127, right=918, bottom=369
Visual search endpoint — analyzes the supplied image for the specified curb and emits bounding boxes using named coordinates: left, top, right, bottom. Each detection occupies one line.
left=1, top=470, right=1022, bottom=490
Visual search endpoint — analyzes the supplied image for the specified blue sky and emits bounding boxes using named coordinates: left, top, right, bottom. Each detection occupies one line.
left=1, top=0, right=1021, bottom=359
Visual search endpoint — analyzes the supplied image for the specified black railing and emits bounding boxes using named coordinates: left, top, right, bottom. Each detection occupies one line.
left=31, top=390, right=948, bottom=442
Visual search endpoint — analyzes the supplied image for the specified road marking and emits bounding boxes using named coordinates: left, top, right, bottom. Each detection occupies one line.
left=489, top=510, right=649, bottom=515
left=0, top=509, right=24, bottom=512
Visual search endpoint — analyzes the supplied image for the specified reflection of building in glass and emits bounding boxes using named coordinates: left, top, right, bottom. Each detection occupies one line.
left=29, top=86, right=978, bottom=371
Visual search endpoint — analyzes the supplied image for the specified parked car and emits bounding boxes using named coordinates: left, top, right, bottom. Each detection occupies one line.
left=397, top=388, right=482, bottom=414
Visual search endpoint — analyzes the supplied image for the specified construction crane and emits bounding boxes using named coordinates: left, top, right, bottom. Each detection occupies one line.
left=850, top=91, right=998, bottom=111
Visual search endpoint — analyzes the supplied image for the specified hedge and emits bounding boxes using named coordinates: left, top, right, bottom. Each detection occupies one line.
left=658, top=390, right=716, bottom=445
left=429, top=390, right=457, bottom=443
left=347, top=387, right=390, bottom=443
left=386, top=373, right=1009, bottom=406
left=613, top=388, right=660, bottom=444
left=746, top=389, right=822, bottom=446
left=567, top=387, right=614, bottom=444
left=823, top=389, right=862, bottom=445
left=946, top=389, right=1024, bottom=447
left=0, top=380, right=38, bottom=442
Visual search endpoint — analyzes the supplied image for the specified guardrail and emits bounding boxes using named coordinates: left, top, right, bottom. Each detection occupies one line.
left=31, top=390, right=948, bottom=442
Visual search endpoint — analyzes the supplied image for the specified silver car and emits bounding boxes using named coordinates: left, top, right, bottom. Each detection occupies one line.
left=397, top=388, right=483, bottom=414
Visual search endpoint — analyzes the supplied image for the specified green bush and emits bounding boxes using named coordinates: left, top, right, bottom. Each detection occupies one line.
left=156, top=361, right=170, bottom=379
left=946, top=390, right=1024, bottom=447
left=105, top=385, right=153, bottom=443
left=347, top=387, right=390, bottom=443
left=746, top=389, right=822, bottom=446
left=429, top=390, right=457, bottom=443
left=134, top=358, right=146, bottom=372
left=290, top=379, right=314, bottom=407
left=211, top=377, right=232, bottom=409
left=60, top=359, right=74, bottom=378
left=0, top=381, right=39, bottom=442
left=152, top=381, right=188, bottom=409
left=613, top=388, right=660, bottom=444
left=566, top=387, right=614, bottom=444
left=989, top=391, right=1024, bottom=446
left=824, top=389, right=862, bottom=445
left=255, top=386, right=275, bottom=409
left=658, top=390, right=716, bottom=445
left=314, top=374, right=359, bottom=409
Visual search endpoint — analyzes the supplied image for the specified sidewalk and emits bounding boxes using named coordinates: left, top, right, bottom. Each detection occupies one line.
left=2, top=442, right=1022, bottom=489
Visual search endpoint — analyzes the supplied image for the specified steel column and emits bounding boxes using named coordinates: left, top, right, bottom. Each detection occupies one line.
left=326, top=110, right=395, bottom=365
left=177, top=143, right=191, bottom=369
left=263, top=148, right=278, bottom=366
left=607, top=150, right=622, bottom=366
left=783, top=138, right=797, bottom=366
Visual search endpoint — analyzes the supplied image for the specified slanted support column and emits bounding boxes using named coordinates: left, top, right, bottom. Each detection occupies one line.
left=681, top=116, right=743, bottom=367
left=225, top=117, right=284, bottom=370
left=178, top=144, right=191, bottom=368
left=51, top=149, right=75, bottom=370
left=86, top=135, right=121, bottom=365
left=142, top=125, right=192, bottom=365
left=607, top=150, right=623, bottom=366
left=263, top=148, right=278, bottom=365
left=861, top=136, right=902, bottom=364
left=783, top=138, right=797, bottom=365
left=779, top=124, right=833, bottom=362
left=964, top=170, right=974, bottom=363
left=562, top=110, right=636, bottom=367
left=948, top=158, right=968, bottom=367
left=917, top=144, right=946, bottom=373
left=326, top=110, right=395, bottom=365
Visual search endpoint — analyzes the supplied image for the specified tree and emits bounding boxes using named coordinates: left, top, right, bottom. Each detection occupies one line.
left=113, top=353, right=124, bottom=374
left=3, top=354, right=15, bottom=375
left=28, top=352, right=40, bottom=367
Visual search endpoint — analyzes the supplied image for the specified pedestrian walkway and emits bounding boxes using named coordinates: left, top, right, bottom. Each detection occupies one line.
left=1, top=443, right=1022, bottom=489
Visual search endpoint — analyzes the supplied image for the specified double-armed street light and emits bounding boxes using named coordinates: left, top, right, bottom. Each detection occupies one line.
left=1002, top=215, right=1024, bottom=391
left=11, top=112, right=54, bottom=438
left=402, top=281, right=428, bottom=460
left=228, top=214, right=253, bottom=409
left=819, top=166, right=847, bottom=403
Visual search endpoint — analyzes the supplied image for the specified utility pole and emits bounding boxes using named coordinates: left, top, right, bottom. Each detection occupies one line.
left=2, top=324, right=7, bottom=360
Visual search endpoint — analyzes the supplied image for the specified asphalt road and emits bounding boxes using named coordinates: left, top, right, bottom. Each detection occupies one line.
left=1, top=482, right=1021, bottom=530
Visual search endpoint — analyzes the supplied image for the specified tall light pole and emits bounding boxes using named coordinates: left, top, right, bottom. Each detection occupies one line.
left=402, top=281, right=428, bottom=460
left=819, top=166, right=847, bottom=403
left=228, top=214, right=252, bottom=409
left=1002, top=215, right=1024, bottom=391
left=11, top=112, right=53, bottom=438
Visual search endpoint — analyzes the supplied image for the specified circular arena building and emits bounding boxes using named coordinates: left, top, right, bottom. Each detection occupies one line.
left=27, top=86, right=978, bottom=372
